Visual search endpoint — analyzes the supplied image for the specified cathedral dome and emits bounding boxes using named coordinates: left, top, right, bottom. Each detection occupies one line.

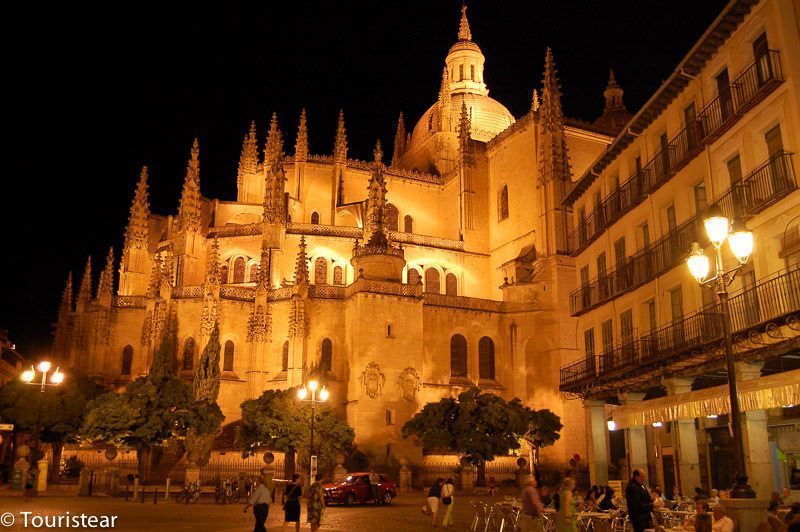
left=410, top=92, right=515, bottom=144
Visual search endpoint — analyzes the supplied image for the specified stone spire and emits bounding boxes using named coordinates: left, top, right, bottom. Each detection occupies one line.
left=540, top=48, right=565, bottom=134
left=237, top=121, right=259, bottom=187
left=96, top=247, right=115, bottom=301
left=531, top=88, right=541, bottom=114
left=373, top=139, right=383, bottom=166
left=146, top=254, right=162, bottom=298
left=458, top=101, right=474, bottom=168
left=263, top=114, right=287, bottom=223
left=295, top=109, right=308, bottom=162
left=458, top=4, right=472, bottom=41
left=77, top=256, right=93, bottom=302
left=177, top=138, right=202, bottom=233
left=256, top=240, right=271, bottom=291
left=594, top=69, right=632, bottom=133
left=205, top=238, right=221, bottom=286
left=59, top=272, right=74, bottom=317
left=391, top=113, right=406, bottom=166
left=334, top=110, right=347, bottom=164
left=438, top=67, right=452, bottom=132
left=365, top=142, right=390, bottom=247
left=124, top=166, right=150, bottom=251
left=294, top=236, right=309, bottom=285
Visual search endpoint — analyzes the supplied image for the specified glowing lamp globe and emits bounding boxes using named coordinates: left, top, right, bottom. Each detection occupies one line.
left=687, top=243, right=710, bottom=283
left=703, top=204, right=729, bottom=247
left=607, top=420, right=617, bottom=431
left=297, top=387, right=307, bottom=400
left=652, top=421, right=663, bottom=428
left=319, top=388, right=329, bottom=402
left=727, top=218, right=753, bottom=265
left=37, top=360, right=52, bottom=373
left=308, top=380, right=319, bottom=392
left=51, top=369, right=64, bottom=384
left=21, top=369, right=35, bottom=383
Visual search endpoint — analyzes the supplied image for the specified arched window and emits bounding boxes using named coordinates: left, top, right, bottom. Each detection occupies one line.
left=450, top=334, right=467, bottom=378
left=223, top=340, right=235, bottom=372
left=233, top=257, right=246, bottom=283
left=407, top=268, right=421, bottom=285
left=220, top=264, right=229, bottom=284
left=121, top=345, right=133, bottom=376
left=182, top=337, right=195, bottom=371
left=281, top=341, right=289, bottom=372
left=445, top=273, right=458, bottom=296
left=384, top=203, right=399, bottom=232
left=498, top=184, right=509, bottom=221
left=425, top=268, right=440, bottom=294
left=248, top=263, right=259, bottom=283
left=404, top=215, right=413, bottom=233
left=311, top=211, right=320, bottom=225
left=333, top=265, right=344, bottom=286
left=479, top=337, right=495, bottom=380
left=314, top=257, right=328, bottom=284
left=321, top=338, right=332, bottom=373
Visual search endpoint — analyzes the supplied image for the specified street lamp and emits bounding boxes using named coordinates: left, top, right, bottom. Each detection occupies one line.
left=21, top=361, right=64, bottom=392
left=686, top=204, right=756, bottom=498
left=297, top=379, right=329, bottom=483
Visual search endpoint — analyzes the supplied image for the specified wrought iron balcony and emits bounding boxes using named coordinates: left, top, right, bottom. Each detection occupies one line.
left=698, top=50, right=783, bottom=143
left=560, top=265, right=800, bottom=393
left=567, top=50, right=784, bottom=255
left=568, top=152, right=796, bottom=316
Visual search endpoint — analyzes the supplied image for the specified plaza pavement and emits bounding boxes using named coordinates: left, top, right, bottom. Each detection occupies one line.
left=0, top=488, right=491, bottom=531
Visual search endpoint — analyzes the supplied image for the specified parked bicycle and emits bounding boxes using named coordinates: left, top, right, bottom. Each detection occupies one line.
left=175, top=481, right=201, bottom=504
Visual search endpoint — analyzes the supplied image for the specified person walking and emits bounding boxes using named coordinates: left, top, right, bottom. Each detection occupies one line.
left=307, top=473, right=326, bottom=531
left=440, top=478, right=455, bottom=528
left=243, top=476, right=271, bottom=532
left=282, top=474, right=302, bottom=532
left=625, top=469, right=654, bottom=532
left=556, top=477, right=577, bottom=532
left=368, top=469, right=381, bottom=505
left=519, top=475, right=545, bottom=532
left=424, top=478, right=444, bottom=526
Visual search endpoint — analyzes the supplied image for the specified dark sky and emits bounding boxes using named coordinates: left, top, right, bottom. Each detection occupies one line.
left=5, top=1, right=728, bottom=356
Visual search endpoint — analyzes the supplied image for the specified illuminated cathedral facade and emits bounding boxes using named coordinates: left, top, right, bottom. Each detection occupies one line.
left=53, top=7, right=629, bottom=463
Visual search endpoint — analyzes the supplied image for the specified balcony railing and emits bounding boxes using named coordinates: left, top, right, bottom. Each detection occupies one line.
left=569, top=152, right=796, bottom=316
left=560, top=265, right=800, bottom=390
left=698, top=50, right=783, bottom=143
left=567, top=50, right=784, bottom=255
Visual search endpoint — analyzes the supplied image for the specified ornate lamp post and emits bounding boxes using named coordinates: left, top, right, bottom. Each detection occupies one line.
left=686, top=204, right=755, bottom=498
left=297, top=380, right=329, bottom=483
left=21, top=361, right=64, bottom=392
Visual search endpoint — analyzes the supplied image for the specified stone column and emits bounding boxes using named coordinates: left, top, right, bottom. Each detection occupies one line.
left=663, top=378, right=701, bottom=494
left=737, top=362, right=773, bottom=498
left=584, top=400, right=609, bottom=486
left=36, top=460, right=49, bottom=492
left=619, top=393, right=648, bottom=478
left=398, top=458, right=411, bottom=493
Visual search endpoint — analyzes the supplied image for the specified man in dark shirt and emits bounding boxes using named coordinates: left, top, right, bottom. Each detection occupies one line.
left=625, top=469, right=654, bottom=532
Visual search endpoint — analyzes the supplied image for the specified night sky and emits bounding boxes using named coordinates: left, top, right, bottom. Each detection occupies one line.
left=6, top=1, right=728, bottom=356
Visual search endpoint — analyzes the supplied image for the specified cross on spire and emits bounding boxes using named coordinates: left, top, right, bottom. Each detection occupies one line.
left=458, top=4, right=472, bottom=41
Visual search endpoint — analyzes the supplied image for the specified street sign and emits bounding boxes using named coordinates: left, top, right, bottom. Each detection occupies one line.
left=0, top=423, right=13, bottom=431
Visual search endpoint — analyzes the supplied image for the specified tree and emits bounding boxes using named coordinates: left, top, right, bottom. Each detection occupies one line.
left=186, top=323, right=222, bottom=465
left=81, top=373, right=223, bottom=482
left=238, top=388, right=354, bottom=477
left=402, top=387, right=529, bottom=485
left=150, top=317, right=177, bottom=379
left=519, top=408, right=563, bottom=476
left=0, top=371, right=105, bottom=480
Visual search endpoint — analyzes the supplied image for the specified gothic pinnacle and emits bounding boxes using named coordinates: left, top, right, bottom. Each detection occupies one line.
left=391, top=112, right=406, bottom=166
left=295, top=108, right=308, bottom=162
left=59, top=272, right=74, bottom=314
left=540, top=47, right=565, bottom=132
left=78, top=256, right=93, bottom=301
left=178, top=139, right=203, bottom=233
left=97, top=247, right=115, bottom=297
left=334, top=109, right=347, bottom=163
left=373, top=139, right=383, bottom=165
left=531, top=88, right=541, bottom=113
left=124, top=166, right=150, bottom=251
left=237, top=121, right=258, bottom=185
left=205, top=238, right=220, bottom=285
left=438, top=67, right=452, bottom=132
left=265, top=113, right=283, bottom=162
left=294, top=236, right=309, bottom=284
left=458, top=4, right=472, bottom=41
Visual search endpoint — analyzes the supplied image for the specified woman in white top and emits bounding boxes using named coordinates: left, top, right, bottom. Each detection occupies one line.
left=440, top=478, right=455, bottom=528
left=711, top=505, right=734, bottom=532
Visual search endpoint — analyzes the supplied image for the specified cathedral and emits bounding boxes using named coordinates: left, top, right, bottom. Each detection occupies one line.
left=53, top=7, right=631, bottom=464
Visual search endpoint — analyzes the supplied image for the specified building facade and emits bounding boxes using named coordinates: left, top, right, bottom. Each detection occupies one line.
left=560, top=0, right=800, bottom=498
left=52, top=7, right=627, bottom=464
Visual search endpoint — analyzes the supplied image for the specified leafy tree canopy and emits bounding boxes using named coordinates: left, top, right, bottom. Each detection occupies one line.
left=402, top=387, right=530, bottom=465
left=81, top=374, right=223, bottom=450
left=0, top=370, right=105, bottom=445
left=239, top=387, right=354, bottom=474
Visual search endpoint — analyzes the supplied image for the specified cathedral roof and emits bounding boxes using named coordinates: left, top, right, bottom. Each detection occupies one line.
left=411, top=92, right=515, bottom=145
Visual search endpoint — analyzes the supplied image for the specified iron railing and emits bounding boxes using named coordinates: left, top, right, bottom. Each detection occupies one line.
left=569, top=152, right=796, bottom=316
left=560, top=265, right=800, bottom=389
left=568, top=50, right=784, bottom=254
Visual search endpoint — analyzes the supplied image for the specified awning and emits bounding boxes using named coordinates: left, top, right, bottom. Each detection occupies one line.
left=613, top=369, right=800, bottom=429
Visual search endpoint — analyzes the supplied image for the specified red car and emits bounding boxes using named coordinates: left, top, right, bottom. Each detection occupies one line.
left=323, top=473, right=398, bottom=505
